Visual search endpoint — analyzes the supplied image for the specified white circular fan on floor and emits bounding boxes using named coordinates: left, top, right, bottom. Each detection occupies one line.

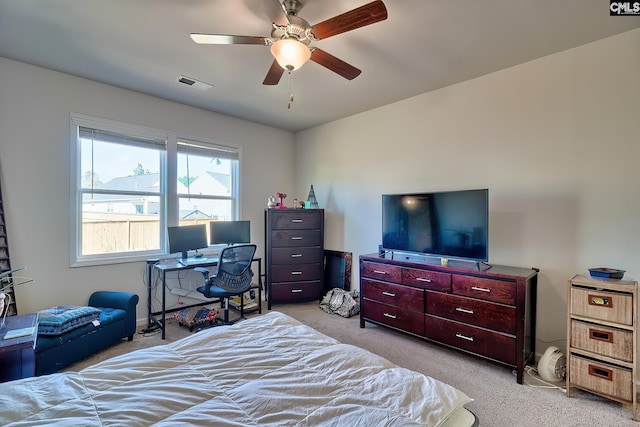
left=537, top=346, right=566, bottom=382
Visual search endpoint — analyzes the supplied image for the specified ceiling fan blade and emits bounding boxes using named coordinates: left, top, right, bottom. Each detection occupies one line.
left=311, top=0, right=388, bottom=40
left=261, top=0, right=289, bottom=26
left=190, top=33, right=270, bottom=45
left=310, top=48, right=361, bottom=80
left=263, top=60, right=285, bottom=85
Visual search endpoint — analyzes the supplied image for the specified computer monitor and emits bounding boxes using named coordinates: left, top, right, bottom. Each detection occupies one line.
left=167, top=224, right=208, bottom=259
left=209, top=220, right=251, bottom=246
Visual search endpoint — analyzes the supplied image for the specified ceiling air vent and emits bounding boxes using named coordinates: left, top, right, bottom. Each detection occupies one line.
left=176, top=75, right=213, bottom=91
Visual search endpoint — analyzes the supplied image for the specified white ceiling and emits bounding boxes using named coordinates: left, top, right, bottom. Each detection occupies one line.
left=0, top=0, right=637, bottom=132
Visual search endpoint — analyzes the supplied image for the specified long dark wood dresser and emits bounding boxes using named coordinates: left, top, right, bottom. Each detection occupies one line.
left=360, top=252, right=538, bottom=384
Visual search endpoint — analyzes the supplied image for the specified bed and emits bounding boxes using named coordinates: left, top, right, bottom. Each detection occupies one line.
left=0, top=311, right=477, bottom=426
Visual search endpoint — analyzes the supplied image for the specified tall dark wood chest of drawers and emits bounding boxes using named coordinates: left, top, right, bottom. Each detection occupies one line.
left=265, top=209, right=324, bottom=309
left=360, top=252, right=538, bottom=384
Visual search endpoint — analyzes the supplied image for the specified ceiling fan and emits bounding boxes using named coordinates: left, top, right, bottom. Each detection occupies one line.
left=190, top=0, right=388, bottom=86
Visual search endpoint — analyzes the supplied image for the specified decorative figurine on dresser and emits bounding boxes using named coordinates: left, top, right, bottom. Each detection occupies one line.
left=265, top=208, right=324, bottom=309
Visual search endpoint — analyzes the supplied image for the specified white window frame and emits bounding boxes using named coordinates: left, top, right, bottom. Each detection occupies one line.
left=70, top=113, right=241, bottom=267
left=175, top=137, right=241, bottom=225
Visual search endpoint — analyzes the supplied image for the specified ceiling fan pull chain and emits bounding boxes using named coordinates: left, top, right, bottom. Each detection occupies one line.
left=287, top=69, right=295, bottom=109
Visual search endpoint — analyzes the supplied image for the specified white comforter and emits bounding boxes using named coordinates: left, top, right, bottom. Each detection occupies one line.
left=0, top=311, right=471, bottom=426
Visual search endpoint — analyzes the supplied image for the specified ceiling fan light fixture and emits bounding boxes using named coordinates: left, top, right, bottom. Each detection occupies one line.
left=270, top=39, right=311, bottom=71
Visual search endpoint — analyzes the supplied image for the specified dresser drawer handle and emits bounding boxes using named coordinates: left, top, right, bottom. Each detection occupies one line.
left=588, top=295, right=612, bottom=308
left=291, top=236, right=303, bottom=240
left=382, top=291, right=396, bottom=297
left=588, top=364, right=613, bottom=381
left=291, top=289, right=303, bottom=293
left=373, top=270, right=387, bottom=275
left=471, top=286, right=491, bottom=293
left=455, top=333, right=474, bottom=342
left=383, top=312, right=397, bottom=319
left=291, top=254, right=303, bottom=258
left=589, top=328, right=613, bottom=343
left=455, top=307, right=474, bottom=315
left=291, top=271, right=303, bottom=275
left=416, top=277, right=432, bottom=283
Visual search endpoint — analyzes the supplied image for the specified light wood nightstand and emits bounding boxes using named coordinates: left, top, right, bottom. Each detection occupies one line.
left=566, top=274, right=638, bottom=420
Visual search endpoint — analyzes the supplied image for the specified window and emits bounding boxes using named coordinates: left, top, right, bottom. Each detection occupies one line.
left=177, top=138, right=239, bottom=227
left=70, top=114, right=240, bottom=266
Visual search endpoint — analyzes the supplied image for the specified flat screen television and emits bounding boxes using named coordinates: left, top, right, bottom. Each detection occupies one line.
left=209, top=220, right=251, bottom=246
left=382, top=189, right=488, bottom=262
left=167, top=224, right=208, bottom=259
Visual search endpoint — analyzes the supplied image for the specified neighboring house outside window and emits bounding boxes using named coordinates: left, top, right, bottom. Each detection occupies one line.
left=70, top=114, right=240, bottom=266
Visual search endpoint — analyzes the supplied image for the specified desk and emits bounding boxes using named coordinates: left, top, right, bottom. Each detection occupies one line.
left=146, top=258, right=262, bottom=339
left=0, top=313, right=38, bottom=382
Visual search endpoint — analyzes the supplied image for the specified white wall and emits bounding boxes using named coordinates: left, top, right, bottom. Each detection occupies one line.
left=0, top=57, right=295, bottom=319
left=294, top=29, right=640, bottom=347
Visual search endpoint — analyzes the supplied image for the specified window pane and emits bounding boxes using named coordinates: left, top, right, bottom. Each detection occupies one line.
left=79, top=129, right=163, bottom=257
left=177, top=153, right=232, bottom=197
left=179, top=197, right=232, bottom=221
left=81, top=138, right=161, bottom=192
left=82, top=194, right=160, bottom=255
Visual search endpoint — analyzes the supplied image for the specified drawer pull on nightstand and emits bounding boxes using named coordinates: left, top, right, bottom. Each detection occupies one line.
left=416, top=277, right=432, bottom=283
left=382, top=291, right=396, bottom=297
left=291, top=289, right=303, bottom=293
left=588, top=295, right=612, bottom=308
left=291, top=219, right=303, bottom=223
left=383, top=312, right=397, bottom=319
left=291, top=236, right=303, bottom=240
left=471, top=286, right=491, bottom=293
left=455, top=307, right=474, bottom=315
left=291, top=271, right=303, bottom=275
left=588, top=364, right=613, bottom=381
left=455, top=333, right=474, bottom=342
left=589, top=328, right=613, bottom=343
left=373, top=270, right=388, bottom=275
left=291, top=254, right=303, bottom=258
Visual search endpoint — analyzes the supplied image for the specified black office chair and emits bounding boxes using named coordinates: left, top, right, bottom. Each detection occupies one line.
left=194, top=244, right=257, bottom=325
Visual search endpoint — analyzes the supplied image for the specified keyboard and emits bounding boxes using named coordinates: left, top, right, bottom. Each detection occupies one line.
left=178, top=257, right=218, bottom=266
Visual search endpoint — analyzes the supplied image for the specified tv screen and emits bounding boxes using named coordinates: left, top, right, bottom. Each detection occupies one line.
left=382, top=189, right=488, bottom=262
left=210, top=220, right=251, bottom=245
left=167, top=224, right=208, bottom=258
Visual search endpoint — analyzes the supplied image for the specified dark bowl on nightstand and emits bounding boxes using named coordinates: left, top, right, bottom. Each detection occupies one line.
left=589, top=268, right=625, bottom=279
